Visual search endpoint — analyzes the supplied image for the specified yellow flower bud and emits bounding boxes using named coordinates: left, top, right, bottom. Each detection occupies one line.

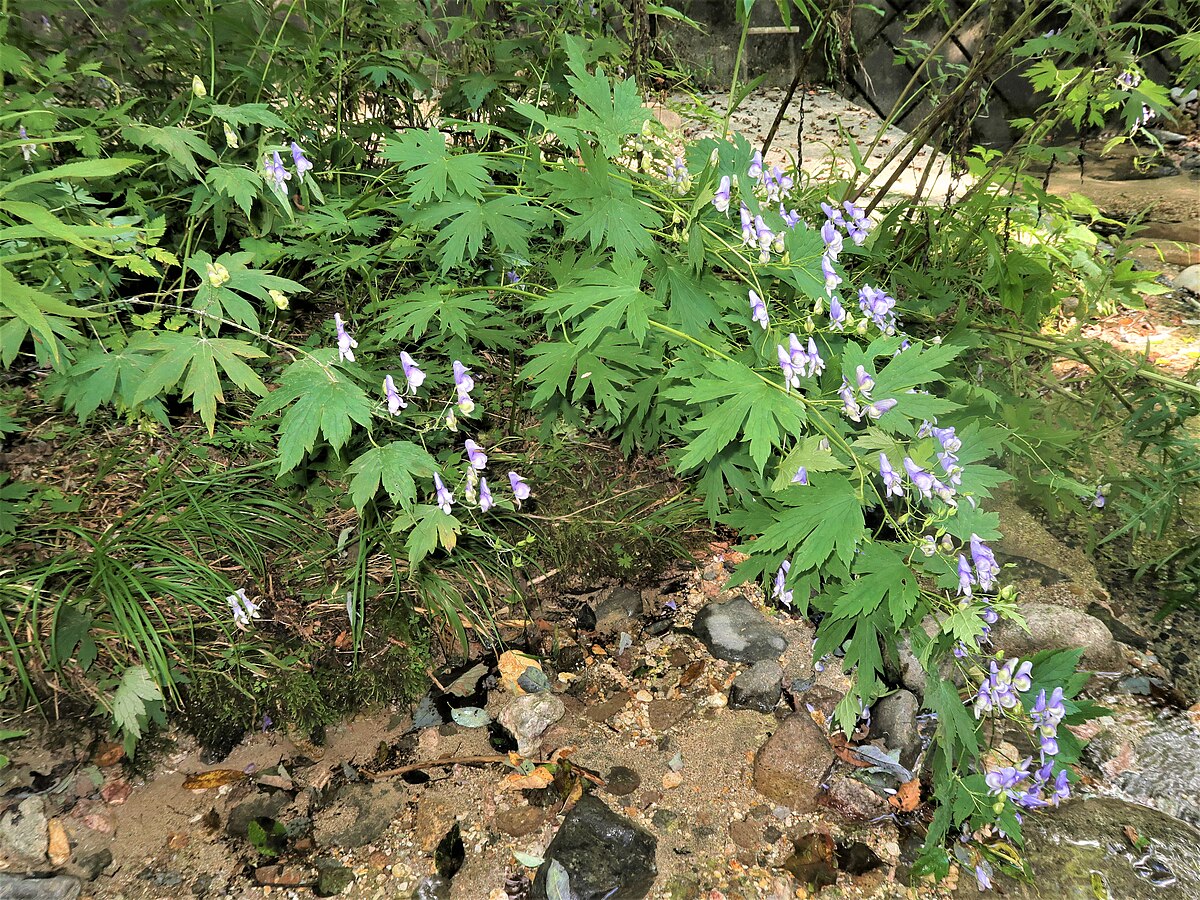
left=192, top=75, right=207, bottom=98
left=268, top=289, right=289, bottom=310
left=222, top=122, right=239, bottom=149
left=205, top=261, right=230, bottom=288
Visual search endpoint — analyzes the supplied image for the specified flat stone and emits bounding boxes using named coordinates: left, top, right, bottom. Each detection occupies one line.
left=819, top=774, right=889, bottom=824
left=225, top=791, right=288, bottom=837
left=604, top=766, right=642, bottom=797
left=1175, top=264, right=1200, bottom=294
left=869, top=689, right=922, bottom=768
left=320, top=783, right=405, bottom=847
left=730, top=660, right=784, bottom=713
left=728, top=819, right=761, bottom=850
left=594, top=587, right=644, bottom=635
left=0, top=876, right=82, bottom=900
left=585, top=693, right=630, bottom=723
left=752, top=713, right=833, bottom=812
left=693, top=597, right=789, bottom=664
left=495, top=806, right=547, bottom=837
left=647, top=699, right=692, bottom=732
left=0, top=797, right=48, bottom=860
left=990, top=603, right=1125, bottom=672
left=532, top=795, right=657, bottom=899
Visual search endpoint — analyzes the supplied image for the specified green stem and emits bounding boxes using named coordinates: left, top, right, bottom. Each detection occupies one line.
left=724, top=13, right=752, bottom=138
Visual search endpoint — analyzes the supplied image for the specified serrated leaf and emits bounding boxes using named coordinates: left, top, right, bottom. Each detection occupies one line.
left=829, top=543, right=919, bottom=629
left=346, top=441, right=437, bottom=512
left=926, top=676, right=979, bottom=759
left=122, top=124, right=217, bottom=180
left=206, top=166, right=260, bottom=217
left=255, top=351, right=373, bottom=473
left=110, top=665, right=163, bottom=742
left=382, top=129, right=489, bottom=202
left=405, top=505, right=463, bottom=567
left=772, top=435, right=848, bottom=490
left=210, top=103, right=288, bottom=129
left=752, top=479, right=865, bottom=571
left=540, top=153, right=661, bottom=260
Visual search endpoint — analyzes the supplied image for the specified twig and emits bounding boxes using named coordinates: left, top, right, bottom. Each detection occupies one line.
left=367, top=753, right=512, bottom=780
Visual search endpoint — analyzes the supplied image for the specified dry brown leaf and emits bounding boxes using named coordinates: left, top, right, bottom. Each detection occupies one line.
left=48, top=819, right=70, bottom=865
left=182, top=769, right=249, bottom=790
left=93, top=742, right=125, bottom=768
left=829, top=734, right=873, bottom=768
left=501, top=766, right=555, bottom=791
left=888, top=778, right=922, bottom=812
left=498, top=650, right=544, bottom=694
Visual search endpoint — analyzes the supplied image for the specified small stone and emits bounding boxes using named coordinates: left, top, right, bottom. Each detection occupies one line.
left=315, top=859, right=354, bottom=896
left=693, top=597, right=789, bottom=664
left=497, top=692, right=566, bottom=756
left=255, top=866, right=306, bottom=887
left=1175, top=265, right=1200, bottom=294
left=166, top=831, right=189, bottom=850
left=0, top=796, right=49, bottom=860
left=728, top=819, right=760, bottom=850
left=47, top=818, right=70, bottom=865
left=647, top=699, right=692, bottom=731
left=729, top=660, right=784, bottom=713
left=593, top=587, right=644, bottom=635
left=662, top=771, right=683, bottom=790
left=494, top=806, right=546, bottom=837
left=635, top=689, right=654, bottom=703
left=604, top=766, right=642, bottom=797
left=100, top=779, right=132, bottom=805
left=585, top=693, right=630, bottom=723
left=92, top=742, right=125, bottom=767
left=869, top=689, right=922, bottom=768
left=74, top=848, right=112, bottom=881
left=752, top=714, right=834, bottom=812
left=0, top=875, right=82, bottom=900
left=819, top=774, right=889, bottom=824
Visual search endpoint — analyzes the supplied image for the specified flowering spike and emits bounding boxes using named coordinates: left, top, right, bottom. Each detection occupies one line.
left=384, top=375, right=406, bottom=415
left=334, top=313, right=357, bottom=363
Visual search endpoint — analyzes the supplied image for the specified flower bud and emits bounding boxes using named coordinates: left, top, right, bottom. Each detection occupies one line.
left=206, top=261, right=230, bottom=288
left=804, top=316, right=815, bottom=333
left=856, top=318, right=870, bottom=335
left=813, top=297, right=824, bottom=316
left=222, top=122, right=240, bottom=149
left=268, top=289, right=289, bottom=310
left=192, top=75, right=207, bottom=98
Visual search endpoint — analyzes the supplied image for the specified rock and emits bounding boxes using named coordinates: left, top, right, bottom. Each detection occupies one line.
left=225, top=791, right=288, bottom=837
left=585, top=693, right=630, bottom=724
left=413, top=801, right=456, bottom=853
left=869, top=689, right=922, bottom=768
left=319, top=782, right=404, bottom=847
left=1148, top=128, right=1188, bottom=145
left=593, top=587, right=644, bottom=636
left=990, top=603, right=1125, bottom=672
left=497, top=692, right=566, bottom=756
left=951, top=798, right=1200, bottom=898
left=47, top=818, right=70, bottom=865
left=255, top=865, right=308, bottom=887
left=647, top=699, right=691, bottom=732
left=752, top=713, right=834, bottom=812
left=0, top=876, right=82, bottom=900
left=494, top=806, right=547, bottom=837
left=818, top=774, right=889, bottom=824
left=531, top=795, right=657, bottom=899
left=0, top=796, right=49, bottom=860
left=1175, top=264, right=1200, bottom=294
left=73, top=848, right=112, bottom=881
left=314, top=859, right=354, bottom=896
left=730, top=660, right=784, bottom=713
left=693, top=597, right=789, bottom=664
left=414, top=875, right=452, bottom=900
left=603, top=766, right=642, bottom=797
left=728, top=819, right=761, bottom=850
left=890, top=637, right=928, bottom=696
left=782, top=832, right=837, bottom=890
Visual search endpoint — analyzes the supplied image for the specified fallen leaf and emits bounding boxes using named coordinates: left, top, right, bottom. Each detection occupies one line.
left=501, top=766, right=555, bottom=791
left=182, top=769, right=249, bottom=790
left=499, top=650, right=544, bottom=694
left=830, top=734, right=873, bottom=768
left=101, top=779, right=132, bottom=804
left=888, top=778, right=921, bottom=812
left=48, top=819, right=70, bottom=865
left=93, top=742, right=125, bottom=767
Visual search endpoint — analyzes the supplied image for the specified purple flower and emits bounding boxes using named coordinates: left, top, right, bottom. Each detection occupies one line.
left=843, top=200, right=869, bottom=244
left=400, top=351, right=426, bottom=391
left=433, top=472, right=454, bottom=514
left=855, top=365, right=874, bottom=397
left=932, top=425, right=961, bottom=453
left=865, top=398, right=897, bottom=419
left=985, top=762, right=1029, bottom=795
left=829, top=295, right=846, bottom=330
left=879, top=453, right=903, bottom=498
left=18, top=126, right=37, bottom=162
left=1050, top=769, right=1070, bottom=804
left=740, top=205, right=755, bottom=247
left=452, top=360, right=475, bottom=414
left=820, top=220, right=843, bottom=258
left=777, top=344, right=800, bottom=391
left=1116, top=70, right=1141, bottom=90
left=780, top=206, right=801, bottom=228
left=957, top=554, right=975, bottom=598
left=1012, top=660, right=1033, bottom=692
left=821, top=255, right=841, bottom=294
left=773, top=560, right=793, bottom=607
left=975, top=864, right=993, bottom=892
left=227, top=588, right=261, bottom=629
left=858, top=284, right=897, bottom=333
left=265, top=151, right=291, bottom=190
left=508, top=471, right=531, bottom=506
left=479, top=477, right=494, bottom=512
left=820, top=201, right=845, bottom=228
left=953, top=642, right=969, bottom=658
left=838, top=379, right=862, bottom=422
left=713, top=175, right=732, bottom=213
left=334, top=313, right=357, bottom=363
left=1090, top=483, right=1108, bottom=509
left=792, top=466, right=809, bottom=486
left=981, top=606, right=999, bottom=625
left=505, top=269, right=521, bottom=284
left=384, top=375, right=406, bottom=415
left=748, top=150, right=763, bottom=180
left=749, top=290, right=769, bottom=330
left=290, top=141, right=314, bottom=181
left=970, top=534, right=1001, bottom=592
left=465, top=439, right=487, bottom=470
left=904, top=458, right=934, bottom=499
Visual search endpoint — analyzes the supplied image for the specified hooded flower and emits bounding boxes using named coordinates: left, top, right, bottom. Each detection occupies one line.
left=465, top=439, right=487, bottom=470
left=291, top=141, right=314, bottom=182
left=384, top=375, right=406, bottom=415
left=479, top=477, right=494, bottom=512
left=792, top=466, right=808, bottom=486
left=433, top=473, right=454, bottom=515
left=334, top=313, right=357, bottom=363
left=508, top=471, right=531, bottom=507
left=18, top=126, right=37, bottom=162
left=452, top=360, right=475, bottom=414
left=713, top=175, right=732, bottom=213
left=903, top=458, right=934, bottom=499
left=772, top=560, right=793, bottom=607
left=829, top=294, right=847, bottom=330
left=265, top=151, right=291, bottom=190
left=879, top=453, right=903, bottom=498
left=748, top=290, right=769, bottom=330
left=228, top=588, right=261, bottom=629
left=399, top=351, right=425, bottom=392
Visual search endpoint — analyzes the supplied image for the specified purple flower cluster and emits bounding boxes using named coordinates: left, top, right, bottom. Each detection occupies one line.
left=858, top=284, right=898, bottom=334
left=665, top=155, right=690, bottom=193
left=264, top=151, right=292, bottom=190
left=1116, top=70, right=1142, bottom=90
left=1090, top=482, right=1108, bottom=509
left=748, top=151, right=794, bottom=203
left=839, top=366, right=895, bottom=422
left=985, top=759, right=1070, bottom=811
left=1030, top=686, right=1066, bottom=756
left=227, top=588, right=261, bottom=629
left=973, top=657, right=1033, bottom=716
left=777, top=334, right=824, bottom=390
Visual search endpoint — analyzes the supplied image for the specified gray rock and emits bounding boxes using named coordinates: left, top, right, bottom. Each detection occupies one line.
left=604, top=766, right=642, bottom=797
left=0, top=797, right=48, bottom=860
left=890, top=637, right=928, bottom=697
left=531, top=795, right=657, bottom=899
left=593, top=587, right=643, bottom=636
left=693, top=598, right=788, bottom=664
left=729, top=660, right=784, bottom=713
left=952, top=798, right=1200, bottom=898
left=990, top=603, right=1125, bottom=672
left=497, top=692, right=566, bottom=757
left=869, top=689, right=922, bottom=768
left=319, top=783, right=404, bottom=847
left=819, top=774, right=890, bottom=824
left=225, top=791, right=289, bottom=837
left=314, top=859, right=353, bottom=896
left=0, top=876, right=81, bottom=900
left=1175, top=264, right=1200, bottom=294
left=1148, top=128, right=1188, bottom=145
left=752, top=713, right=834, bottom=812
left=73, top=848, right=113, bottom=882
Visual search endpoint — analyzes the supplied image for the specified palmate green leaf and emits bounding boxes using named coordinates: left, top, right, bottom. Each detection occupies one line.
left=378, top=286, right=498, bottom=342
left=255, top=350, right=373, bottom=474
left=63, top=336, right=167, bottom=423
left=650, top=251, right=730, bottom=336
left=828, top=542, right=920, bottom=629
left=187, top=251, right=307, bottom=332
left=522, top=332, right=649, bottom=420
left=381, top=129, right=489, bottom=202
left=133, top=332, right=268, bottom=433
left=404, top=504, right=462, bottom=567
left=122, top=124, right=217, bottom=180
left=926, top=675, right=979, bottom=759
left=529, top=258, right=655, bottom=347
left=752, top=478, right=865, bottom=571
left=771, top=434, right=848, bottom=490
left=411, top=195, right=550, bottom=272
left=206, top=166, right=260, bottom=217
left=872, top=340, right=965, bottom=397
left=109, top=665, right=163, bottom=743
left=347, top=441, right=437, bottom=512
left=540, top=153, right=661, bottom=260
left=670, top=357, right=806, bottom=475
left=210, top=102, right=288, bottom=129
